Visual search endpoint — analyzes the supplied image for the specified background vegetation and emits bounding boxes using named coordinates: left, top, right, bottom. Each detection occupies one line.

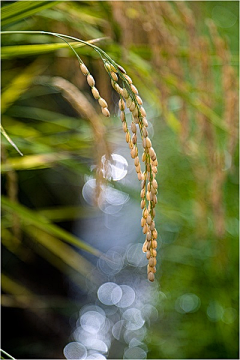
left=1, top=1, right=239, bottom=359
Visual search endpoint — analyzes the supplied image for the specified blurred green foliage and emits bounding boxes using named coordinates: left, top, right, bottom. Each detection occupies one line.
left=1, top=1, right=239, bottom=359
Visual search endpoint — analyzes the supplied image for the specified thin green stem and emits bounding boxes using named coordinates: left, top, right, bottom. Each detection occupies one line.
left=0, top=349, right=16, bottom=360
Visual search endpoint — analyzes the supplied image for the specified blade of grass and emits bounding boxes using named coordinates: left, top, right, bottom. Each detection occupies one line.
left=1, top=152, right=71, bottom=172
left=1, top=1, right=60, bottom=27
left=1, top=38, right=107, bottom=59
left=1, top=61, right=44, bottom=114
left=0, top=124, right=23, bottom=156
left=1, top=196, right=101, bottom=257
left=24, top=225, right=96, bottom=280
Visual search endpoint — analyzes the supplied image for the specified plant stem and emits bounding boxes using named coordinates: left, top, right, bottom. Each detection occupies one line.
left=1, top=30, right=114, bottom=65
left=0, top=349, right=16, bottom=360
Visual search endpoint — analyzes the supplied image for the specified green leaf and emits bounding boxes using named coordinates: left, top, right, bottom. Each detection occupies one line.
left=1, top=196, right=101, bottom=257
left=1, top=40, right=104, bottom=59
left=1, top=152, right=71, bottom=172
left=0, top=124, right=23, bottom=156
left=1, top=1, right=60, bottom=27
left=1, top=61, right=44, bottom=114
left=24, top=225, right=95, bottom=279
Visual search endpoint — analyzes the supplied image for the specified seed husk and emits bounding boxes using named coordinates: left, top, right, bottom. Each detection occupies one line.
left=98, top=98, right=108, bottom=108
left=131, top=84, right=138, bottom=94
left=146, top=251, right=151, bottom=259
left=142, top=117, right=148, bottom=127
left=136, top=95, right=143, bottom=105
left=131, top=122, right=137, bottom=133
left=141, top=217, right=146, bottom=227
left=117, top=64, right=126, bottom=74
left=122, top=88, right=129, bottom=99
left=129, top=101, right=136, bottom=111
left=152, top=240, right=157, bottom=249
left=87, top=74, right=95, bottom=87
left=140, top=107, right=147, bottom=117
left=119, top=99, right=125, bottom=111
left=149, top=257, right=157, bottom=267
left=120, top=111, right=125, bottom=122
left=148, top=272, right=155, bottom=282
left=111, top=72, right=118, bottom=81
left=123, top=74, right=132, bottom=84
left=91, top=87, right=100, bottom=99
left=102, top=107, right=110, bottom=117
left=142, top=241, right=148, bottom=253
left=80, top=63, right=89, bottom=75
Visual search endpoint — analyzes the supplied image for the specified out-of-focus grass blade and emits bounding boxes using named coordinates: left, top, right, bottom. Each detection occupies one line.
left=25, top=225, right=95, bottom=279
left=164, top=73, right=231, bottom=133
left=1, top=273, right=32, bottom=296
left=1, top=152, right=71, bottom=172
left=1, top=61, right=44, bottom=114
left=0, top=124, right=23, bottom=156
left=1, top=38, right=107, bottom=59
left=1, top=196, right=101, bottom=257
left=1, top=1, right=60, bottom=26
left=38, top=206, right=98, bottom=221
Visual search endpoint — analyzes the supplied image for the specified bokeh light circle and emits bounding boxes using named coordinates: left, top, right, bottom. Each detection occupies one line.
left=63, top=342, right=87, bottom=360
